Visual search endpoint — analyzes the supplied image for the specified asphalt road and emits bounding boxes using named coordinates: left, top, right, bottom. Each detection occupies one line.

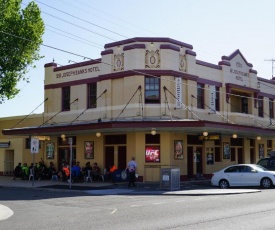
left=1, top=186, right=275, bottom=230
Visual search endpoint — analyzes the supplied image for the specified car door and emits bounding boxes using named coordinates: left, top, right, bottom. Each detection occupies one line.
left=224, top=166, right=241, bottom=186
left=239, top=165, right=259, bottom=186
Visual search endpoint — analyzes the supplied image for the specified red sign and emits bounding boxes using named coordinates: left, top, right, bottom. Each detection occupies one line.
left=145, top=146, right=160, bottom=162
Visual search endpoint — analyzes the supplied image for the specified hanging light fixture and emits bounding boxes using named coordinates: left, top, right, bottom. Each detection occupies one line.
left=96, top=132, right=101, bottom=137
left=61, top=134, right=66, bottom=141
left=203, top=131, right=208, bottom=137
left=151, top=128, right=156, bottom=135
left=256, top=136, right=261, bottom=141
left=232, top=134, right=237, bottom=139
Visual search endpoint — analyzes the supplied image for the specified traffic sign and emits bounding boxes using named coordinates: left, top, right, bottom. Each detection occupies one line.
left=31, top=138, right=39, bottom=154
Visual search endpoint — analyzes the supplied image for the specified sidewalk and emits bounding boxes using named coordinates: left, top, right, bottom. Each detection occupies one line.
left=0, top=176, right=260, bottom=196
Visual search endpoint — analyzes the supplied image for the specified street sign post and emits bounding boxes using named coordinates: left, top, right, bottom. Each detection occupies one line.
left=30, top=137, right=39, bottom=186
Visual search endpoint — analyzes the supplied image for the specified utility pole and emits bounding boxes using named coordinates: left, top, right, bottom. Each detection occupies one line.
left=265, top=59, right=275, bottom=79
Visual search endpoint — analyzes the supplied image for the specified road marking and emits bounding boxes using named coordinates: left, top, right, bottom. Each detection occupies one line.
left=131, top=204, right=142, bottom=207
left=0, top=204, right=14, bottom=221
left=110, top=208, right=117, bottom=214
left=175, top=199, right=186, bottom=202
left=153, top=202, right=165, bottom=205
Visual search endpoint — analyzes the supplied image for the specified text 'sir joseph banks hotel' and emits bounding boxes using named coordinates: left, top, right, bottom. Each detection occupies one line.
left=1, top=37, right=275, bottom=182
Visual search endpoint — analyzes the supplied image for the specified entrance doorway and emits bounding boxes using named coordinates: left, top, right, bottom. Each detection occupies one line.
left=4, top=150, right=14, bottom=175
left=105, top=146, right=114, bottom=170
left=187, top=147, right=194, bottom=178
left=104, top=146, right=127, bottom=171
left=58, top=148, right=76, bottom=171
left=118, top=146, right=126, bottom=170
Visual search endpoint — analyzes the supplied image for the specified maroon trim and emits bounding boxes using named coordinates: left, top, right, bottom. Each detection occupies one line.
left=257, top=76, right=275, bottom=84
left=159, top=44, right=180, bottom=52
left=53, top=59, right=101, bottom=72
left=249, top=69, right=257, bottom=74
left=196, top=60, right=222, bottom=70
left=185, top=50, right=196, bottom=56
left=226, top=83, right=260, bottom=106
left=44, top=62, right=57, bottom=68
left=99, top=69, right=198, bottom=82
left=3, top=120, right=275, bottom=136
left=226, top=83, right=260, bottom=93
left=123, top=44, right=146, bottom=51
left=45, top=78, right=98, bottom=90
left=101, top=50, right=113, bottom=55
left=197, top=78, right=222, bottom=87
left=222, top=49, right=253, bottom=67
left=218, top=61, right=231, bottom=66
left=259, top=92, right=275, bottom=99
left=104, top=37, right=193, bottom=49
left=45, top=69, right=199, bottom=89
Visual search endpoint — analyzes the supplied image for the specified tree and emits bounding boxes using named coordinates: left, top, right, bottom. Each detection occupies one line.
left=0, top=0, right=44, bottom=103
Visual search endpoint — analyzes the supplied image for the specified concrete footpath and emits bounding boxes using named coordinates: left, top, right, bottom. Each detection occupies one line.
left=0, top=176, right=261, bottom=196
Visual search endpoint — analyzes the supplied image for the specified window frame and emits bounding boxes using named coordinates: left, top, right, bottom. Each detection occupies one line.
left=269, top=98, right=274, bottom=119
left=62, top=86, right=71, bottom=111
left=145, top=76, right=160, bottom=104
left=258, top=96, right=264, bottom=118
left=87, top=82, right=97, bottom=109
left=197, top=83, right=204, bottom=109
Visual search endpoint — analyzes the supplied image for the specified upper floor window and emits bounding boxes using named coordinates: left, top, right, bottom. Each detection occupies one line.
left=215, top=87, right=220, bottom=111
left=88, top=83, right=97, bottom=108
left=258, top=96, right=264, bottom=117
left=62, top=86, right=70, bottom=111
left=241, top=97, right=248, bottom=114
left=269, top=99, right=274, bottom=119
left=197, top=83, right=204, bottom=109
left=145, top=77, right=160, bottom=104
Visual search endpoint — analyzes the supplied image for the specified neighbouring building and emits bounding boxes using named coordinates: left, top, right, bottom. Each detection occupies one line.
left=1, top=37, right=275, bottom=182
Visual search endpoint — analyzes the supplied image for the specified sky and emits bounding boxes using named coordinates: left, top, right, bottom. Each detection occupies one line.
left=1, top=0, right=275, bottom=118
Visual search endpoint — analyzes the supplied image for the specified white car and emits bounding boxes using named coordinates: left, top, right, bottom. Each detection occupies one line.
left=211, top=164, right=275, bottom=189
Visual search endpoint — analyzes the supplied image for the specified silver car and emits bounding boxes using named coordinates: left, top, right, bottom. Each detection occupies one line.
left=211, top=164, right=275, bottom=189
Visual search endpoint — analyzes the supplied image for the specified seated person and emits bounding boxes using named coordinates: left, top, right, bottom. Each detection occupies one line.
left=71, top=161, right=82, bottom=182
left=83, top=162, right=92, bottom=177
left=13, top=162, right=23, bottom=180
left=62, top=164, right=70, bottom=182
left=107, top=165, right=117, bottom=182
left=21, top=163, right=29, bottom=180
left=92, top=162, right=101, bottom=181
left=48, top=162, right=57, bottom=176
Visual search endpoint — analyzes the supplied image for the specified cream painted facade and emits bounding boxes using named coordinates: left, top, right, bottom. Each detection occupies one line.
left=1, top=37, right=275, bottom=181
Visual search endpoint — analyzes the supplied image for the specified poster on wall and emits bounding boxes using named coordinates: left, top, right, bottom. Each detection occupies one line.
left=259, top=144, right=264, bottom=159
left=84, top=141, right=94, bottom=159
left=174, top=140, right=183, bottom=159
left=223, top=142, right=230, bottom=159
left=145, top=146, right=160, bottom=162
left=206, top=147, right=214, bottom=165
left=46, top=142, right=54, bottom=159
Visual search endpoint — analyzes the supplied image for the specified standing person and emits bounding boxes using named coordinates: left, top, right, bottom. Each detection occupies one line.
left=126, top=157, right=137, bottom=187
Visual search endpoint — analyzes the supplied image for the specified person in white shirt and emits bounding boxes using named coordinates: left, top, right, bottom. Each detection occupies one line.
left=126, top=157, right=137, bottom=187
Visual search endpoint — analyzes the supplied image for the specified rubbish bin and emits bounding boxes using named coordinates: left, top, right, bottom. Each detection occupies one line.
left=113, top=169, right=128, bottom=182
left=160, top=168, right=180, bottom=191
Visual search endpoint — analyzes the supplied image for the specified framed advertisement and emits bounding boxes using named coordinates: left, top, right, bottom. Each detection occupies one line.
left=174, top=140, right=183, bottom=159
left=84, top=141, right=94, bottom=159
left=145, top=146, right=160, bottom=162
left=46, top=142, right=54, bottom=159
left=223, top=142, right=230, bottom=159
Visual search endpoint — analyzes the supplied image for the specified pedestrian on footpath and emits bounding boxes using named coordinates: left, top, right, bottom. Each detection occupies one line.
left=126, top=157, right=137, bottom=187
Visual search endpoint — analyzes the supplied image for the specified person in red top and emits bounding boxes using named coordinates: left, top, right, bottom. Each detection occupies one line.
left=62, top=164, right=70, bottom=182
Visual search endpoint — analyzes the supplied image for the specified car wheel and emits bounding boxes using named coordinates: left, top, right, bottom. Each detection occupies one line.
left=261, top=178, right=273, bottom=189
left=219, top=179, right=229, bottom=189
